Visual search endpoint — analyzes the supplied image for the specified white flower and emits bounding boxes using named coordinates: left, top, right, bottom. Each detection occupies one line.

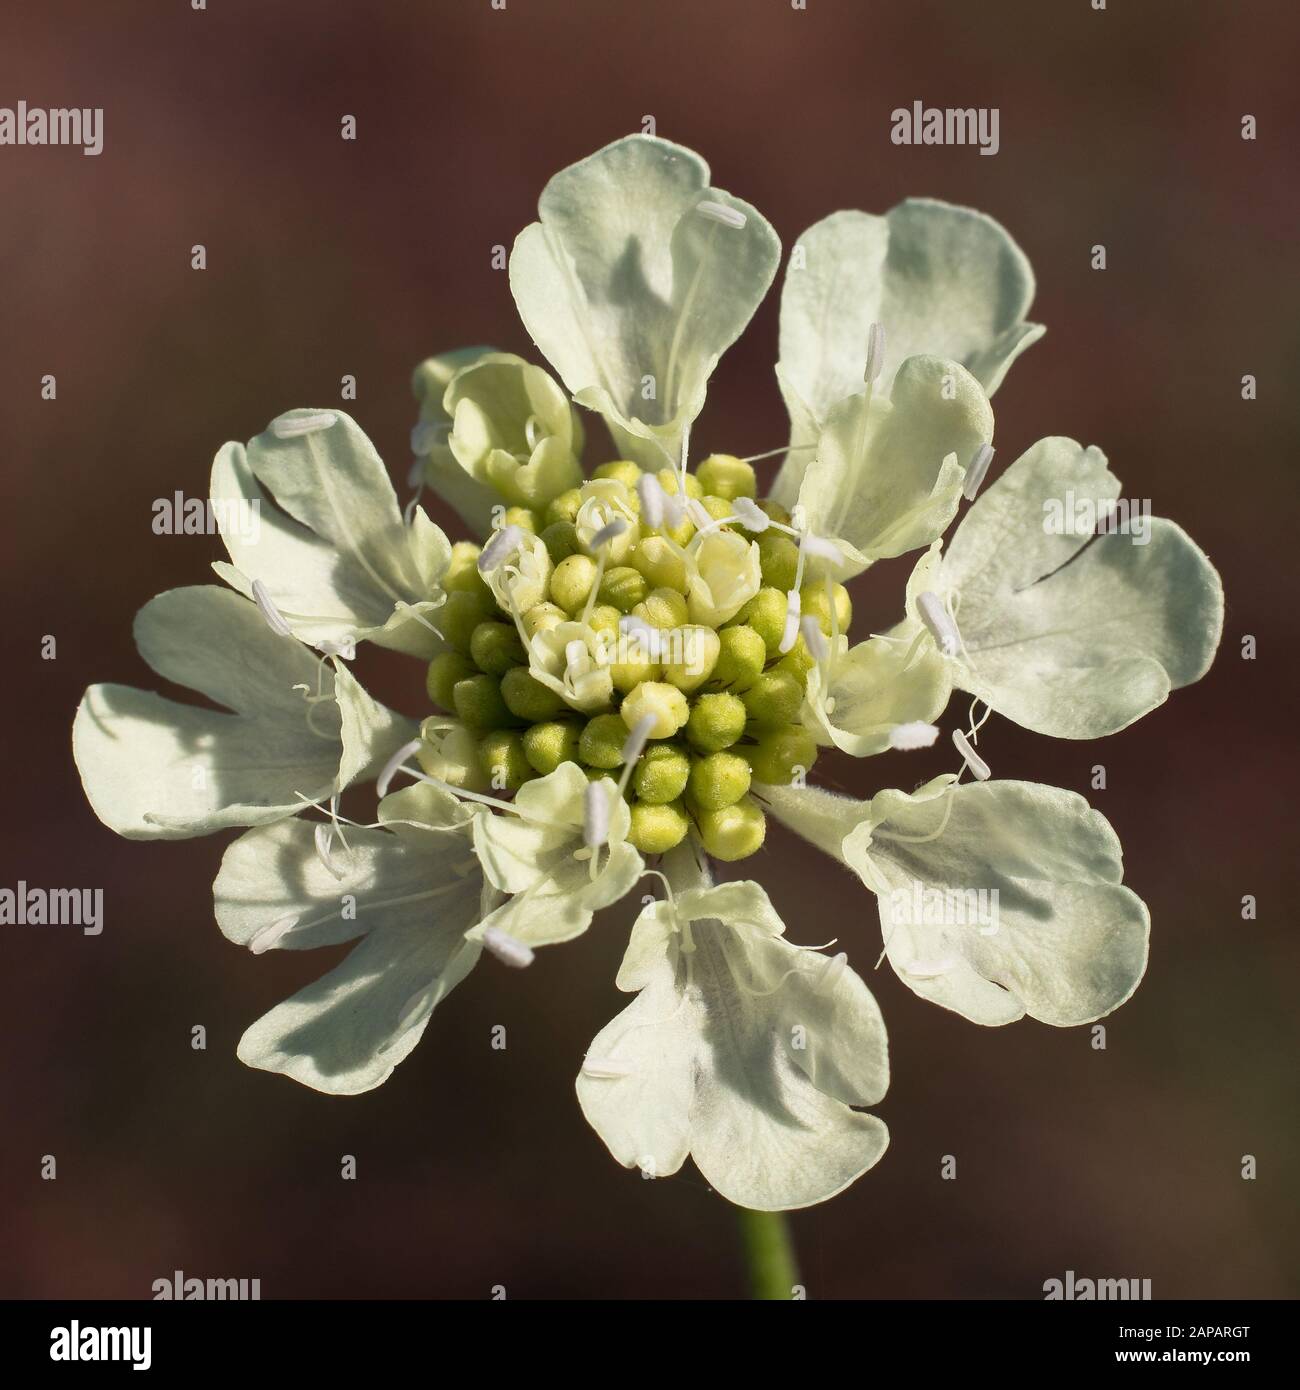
left=483, top=526, right=552, bottom=615
left=75, top=135, right=1224, bottom=1220
left=574, top=478, right=640, bottom=563
left=801, top=623, right=950, bottom=757
left=684, top=528, right=761, bottom=626
left=526, top=621, right=614, bottom=712
left=469, top=763, right=642, bottom=946
left=444, top=351, right=584, bottom=509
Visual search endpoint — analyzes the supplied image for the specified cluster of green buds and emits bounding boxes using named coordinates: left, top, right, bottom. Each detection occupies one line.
left=420, top=454, right=853, bottom=862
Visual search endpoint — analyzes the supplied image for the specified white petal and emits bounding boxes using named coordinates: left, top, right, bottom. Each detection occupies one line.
left=236, top=879, right=482, bottom=1095
left=73, top=587, right=412, bottom=840
left=510, top=136, right=780, bottom=468
left=854, top=780, right=1150, bottom=1026
left=211, top=409, right=450, bottom=658
left=934, top=438, right=1224, bottom=737
left=577, top=880, right=889, bottom=1210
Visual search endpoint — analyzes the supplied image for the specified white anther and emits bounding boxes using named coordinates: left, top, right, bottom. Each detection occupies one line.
left=731, top=497, right=769, bottom=531
left=778, top=588, right=802, bottom=654
left=952, top=727, right=991, bottom=781
left=251, top=579, right=293, bottom=637
left=483, top=926, right=535, bottom=969
left=695, top=199, right=747, bottom=229
left=963, top=443, right=995, bottom=501
left=581, top=1056, right=635, bottom=1079
left=661, top=489, right=687, bottom=529
left=637, top=472, right=665, bottom=529
left=917, top=590, right=961, bottom=656
left=376, top=738, right=423, bottom=798
left=271, top=410, right=337, bottom=438
left=317, top=636, right=356, bottom=660
left=890, top=721, right=940, bottom=751
left=591, top=517, right=628, bottom=550
left=249, top=914, right=299, bottom=955
left=583, top=780, right=611, bottom=849
left=820, top=951, right=849, bottom=990
left=565, top=638, right=589, bottom=668
left=864, top=322, right=886, bottom=384
left=799, top=614, right=829, bottom=662
left=799, top=535, right=844, bottom=566
left=477, top=524, right=524, bottom=573
left=621, top=714, right=656, bottom=766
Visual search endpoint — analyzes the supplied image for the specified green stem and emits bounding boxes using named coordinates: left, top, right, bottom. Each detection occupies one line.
left=735, top=1206, right=798, bottom=1299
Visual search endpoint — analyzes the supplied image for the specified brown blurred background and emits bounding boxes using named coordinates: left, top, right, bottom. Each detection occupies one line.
left=1, top=0, right=1296, bottom=1299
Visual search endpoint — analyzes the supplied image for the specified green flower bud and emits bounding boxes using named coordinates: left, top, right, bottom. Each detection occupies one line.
left=426, top=650, right=478, bottom=712
left=453, top=672, right=512, bottom=730
left=598, top=565, right=648, bottom=613
left=686, top=691, right=747, bottom=752
left=502, top=506, right=538, bottom=534
left=469, top=620, right=525, bottom=676
left=630, top=534, right=688, bottom=591
left=610, top=656, right=660, bottom=694
left=662, top=625, right=719, bottom=694
left=697, top=453, right=757, bottom=501
left=550, top=553, right=598, bottom=613
left=621, top=681, right=690, bottom=739
left=544, top=487, right=583, bottom=527
left=687, top=750, right=752, bottom=811
left=522, top=600, right=567, bottom=639
left=634, top=587, right=689, bottom=629
left=417, top=719, right=489, bottom=791
left=522, top=720, right=581, bottom=775
left=657, top=467, right=703, bottom=500
left=744, top=725, right=819, bottom=785
left=442, top=541, right=489, bottom=595
left=478, top=730, right=534, bottom=790
left=801, top=580, right=852, bottom=635
left=698, top=494, right=734, bottom=523
left=632, top=743, right=691, bottom=804
left=580, top=712, right=630, bottom=769
left=697, top=796, right=767, bottom=862
left=593, top=460, right=644, bottom=490
left=586, top=603, right=622, bottom=636
left=628, top=799, right=690, bottom=854
left=712, top=624, right=767, bottom=690
left=757, top=532, right=800, bottom=590
left=500, top=666, right=565, bottom=722
left=659, top=513, right=696, bottom=547
left=741, top=586, right=790, bottom=656
left=441, top=588, right=498, bottom=653
left=541, top=520, right=580, bottom=564
left=775, top=637, right=816, bottom=682
left=741, top=668, right=805, bottom=728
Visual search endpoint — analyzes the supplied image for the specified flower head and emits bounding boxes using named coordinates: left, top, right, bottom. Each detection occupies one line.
left=74, top=135, right=1222, bottom=1213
